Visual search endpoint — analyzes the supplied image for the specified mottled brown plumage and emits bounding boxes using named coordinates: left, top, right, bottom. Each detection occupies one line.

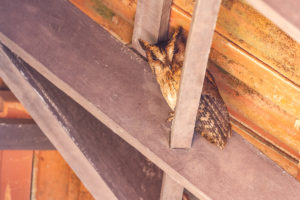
left=139, top=27, right=231, bottom=149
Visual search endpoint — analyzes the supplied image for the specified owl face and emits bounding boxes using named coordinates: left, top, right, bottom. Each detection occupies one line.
left=139, top=27, right=186, bottom=110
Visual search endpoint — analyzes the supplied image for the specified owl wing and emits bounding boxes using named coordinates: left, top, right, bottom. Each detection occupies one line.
left=195, top=71, right=231, bottom=149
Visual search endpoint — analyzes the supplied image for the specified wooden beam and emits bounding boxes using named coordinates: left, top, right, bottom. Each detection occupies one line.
left=246, top=0, right=300, bottom=43
left=132, top=0, right=172, bottom=55
left=298, top=163, right=300, bottom=181
left=160, top=173, right=184, bottom=200
left=0, top=1, right=300, bottom=199
left=170, top=0, right=221, bottom=148
left=0, top=119, right=55, bottom=150
left=0, top=151, right=33, bottom=200
left=131, top=0, right=185, bottom=197
left=0, top=45, right=163, bottom=200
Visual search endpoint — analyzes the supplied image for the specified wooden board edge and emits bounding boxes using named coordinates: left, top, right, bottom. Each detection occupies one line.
left=171, top=0, right=222, bottom=148
left=160, top=172, right=184, bottom=200
left=246, top=0, right=300, bottom=44
left=0, top=39, right=211, bottom=200
left=0, top=45, right=118, bottom=200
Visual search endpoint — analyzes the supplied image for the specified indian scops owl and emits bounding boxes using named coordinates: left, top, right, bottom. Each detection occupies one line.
left=139, top=27, right=231, bottom=149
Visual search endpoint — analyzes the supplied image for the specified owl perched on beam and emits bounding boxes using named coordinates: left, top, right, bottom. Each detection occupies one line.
left=139, top=27, right=231, bottom=149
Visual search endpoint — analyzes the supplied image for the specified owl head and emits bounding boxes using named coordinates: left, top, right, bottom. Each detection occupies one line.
left=138, top=27, right=186, bottom=110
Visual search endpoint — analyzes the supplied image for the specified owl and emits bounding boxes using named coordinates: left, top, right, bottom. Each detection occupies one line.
left=139, top=27, right=231, bottom=149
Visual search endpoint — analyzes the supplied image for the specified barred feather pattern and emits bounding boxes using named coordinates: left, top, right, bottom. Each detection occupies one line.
left=195, top=71, right=232, bottom=149
left=139, top=27, right=231, bottom=149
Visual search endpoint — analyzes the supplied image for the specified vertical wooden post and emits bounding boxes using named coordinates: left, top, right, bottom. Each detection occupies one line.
left=132, top=0, right=172, bottom=55
left=170, top=0, right=221, bottom=148
left=160, top=173, right=184, bottom=200
left=132, top=1, right=184, bottom=198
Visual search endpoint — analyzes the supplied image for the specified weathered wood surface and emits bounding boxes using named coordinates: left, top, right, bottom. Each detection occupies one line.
left=231, top=117, right=299, bottom=178
left=0, top=78, right=8, bottom=90
left=0, top=1, right=300, bottom=199
left=0, top=91, right=31, bottom=118
left=173, top=0, right=300, bottom=86
left=246, top=0, right=300, bottom=43
left=70, top=0, right=135, bottom=44
left=32, top=151, right=94, bottom=200
left=160, top=173, right=184, bottom=200
left=0, top=45, right=162, bottom=200
left=171, top=0, right=221, bottom=148
left=0, top=150, right=33, bottom=200
left=132, top=0, right=173, bottom=55
left=0, top=119, right=54, bottom=150
left=169, top=2, right=300, bottom=170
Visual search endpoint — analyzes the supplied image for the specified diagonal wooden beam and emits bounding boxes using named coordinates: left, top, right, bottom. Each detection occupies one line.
left=171, top=0, right=222, bottom=148
left=0, top=44, right=163, bottom=200
left=0, top=44, right=118, bottom=200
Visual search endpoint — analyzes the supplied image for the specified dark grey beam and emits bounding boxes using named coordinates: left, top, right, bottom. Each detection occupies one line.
left=0, top=119, right=54, bottom=150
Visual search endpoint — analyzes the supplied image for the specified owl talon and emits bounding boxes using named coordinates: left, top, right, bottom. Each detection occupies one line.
left=167, top=111, right=175, bottom=122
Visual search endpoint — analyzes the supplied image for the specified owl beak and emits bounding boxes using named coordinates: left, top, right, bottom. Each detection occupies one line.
left=138, top=39, right=149, bottom=51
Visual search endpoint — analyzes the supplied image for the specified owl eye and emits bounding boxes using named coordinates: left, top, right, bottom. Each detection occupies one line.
left=173, top=45, right=179, bottom=54
left=150, top=52, right=158, bottom=61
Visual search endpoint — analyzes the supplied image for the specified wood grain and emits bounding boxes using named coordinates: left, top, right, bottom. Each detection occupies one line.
left=172, top=0, right=300, bottom=86
left=246, top=0, right=300, bottom=43
left=70, top=0, right=134, bottom=44
left=0, top=151, right=33, bottom=200
left=132, top=0, right=173, bottom=55
left=160, top=173, right=184, bottom=200
left=32, top=151, right=94, bottom=200
left=169, top=4, right=300, bottom=164
left=131, top=0, right=183, bottom=195
left=0, top=1, right=300, bottom=199
left=0, top=45, right=162, bottom=200
left=0, top=91, right=31, bottom=119
left=0, top=119, right=54, bottom=150
left=208, top=62, right=300, bottom=159
left=231, top=117, right=299, bottom=178
left=171, top=0, right=221, bottom=148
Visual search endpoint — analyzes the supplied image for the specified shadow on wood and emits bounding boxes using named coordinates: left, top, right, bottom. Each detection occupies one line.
left=0, top=44, right=162, bottom=200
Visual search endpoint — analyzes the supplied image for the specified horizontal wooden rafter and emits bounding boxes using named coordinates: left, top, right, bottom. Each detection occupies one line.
left=0, top=119, right=54, bottom=150
left=0, top=0, right=299, bottom=199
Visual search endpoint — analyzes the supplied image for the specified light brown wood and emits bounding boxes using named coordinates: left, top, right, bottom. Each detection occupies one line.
left=246, top=0, right=300, bottom=43
left=1, top=1, right=300, bottom=199
left=132, top=0, right=173, bottom=55
left=171, top=0, right=222, bottom=148
left=160, top=173, right=184, bottom=200
left=0, top=151, right=33, bottom=200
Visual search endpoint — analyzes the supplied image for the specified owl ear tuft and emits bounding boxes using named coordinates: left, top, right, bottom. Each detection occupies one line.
left=138, top=39, right=151, bottom=51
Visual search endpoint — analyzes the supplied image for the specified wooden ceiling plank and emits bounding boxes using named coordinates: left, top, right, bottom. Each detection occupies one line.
left=246, top=0, right=300, bottom=43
